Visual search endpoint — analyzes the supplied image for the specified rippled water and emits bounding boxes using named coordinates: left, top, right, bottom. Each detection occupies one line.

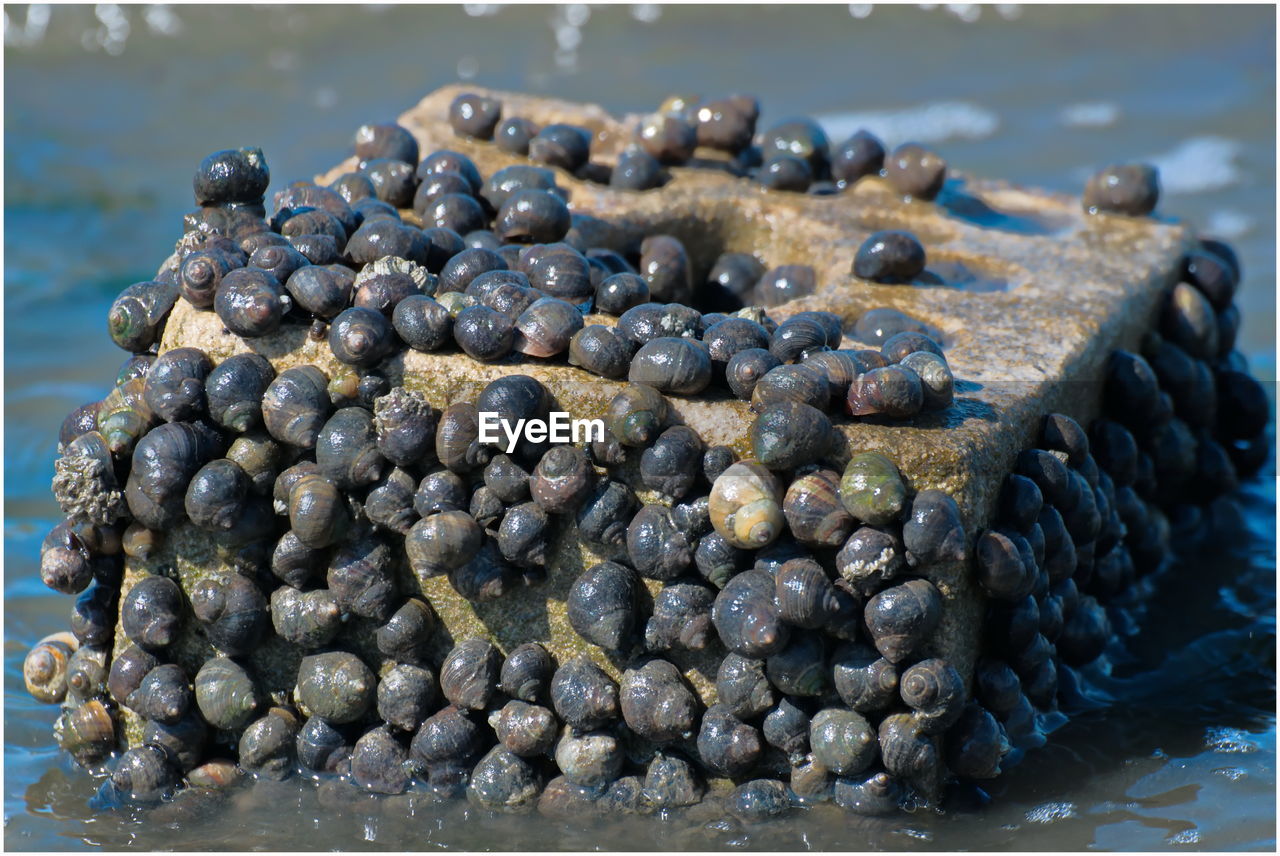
left=4, top=4, right=1275, bottom=850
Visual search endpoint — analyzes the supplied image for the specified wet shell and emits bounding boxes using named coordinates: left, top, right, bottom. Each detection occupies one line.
left=189, top=574, right=267, bottom=656
left=107, top=643, right=159, bottom=707
left=393, top=293, right=453, bottom=351
left=877, top=712, right=941, bottom=798
left=440, top=638, right=503, bottom=710
left=766, top=630, right=828, bottom=696
left=643, top=754, right=704, bottom=809
left=594, top=272, right=649, bottom=316
left=316, top=407, right=386, bottom=490
left=70, top=583, right=117, bottom=648
left=629, top=337, right=712, bottom=395
left=270, top=586, right=342, bottom=649
left=900, top=659, right=965, bottom=733
left=616, top=302, right=701, bottom=345
left=773, top=559, right=839, bottom=630
left=406, top=510, right=483, bottom=578
left=194, top=656, right=260, bottom=731
left=902, top=489, right=967, bottom=565
left=296, top=651, right=374, bottom=724
left=144, top=712, right=208, bottom=774
left=497, top=501, right=551, bottom=568
left=327, top=534, right=398, bottom=621
left=142, top=347, right=213, bottom=424
left=262, top=366, right=332, bottom=450
left=606, top=384, right=670, bottom=448
left=269, top=528, right=323, bottom=589
left=377, top=663, right=439, bottom=732
left=712, top=569, right=790, bottom=658
left=750, top=401, right=833, bottom=471
left=411, top=704, right=484, bottom=780
left=205, top=353, right=274, bottom=433
left=863, top=578, right=942, bottom=663
left=214, top=267, right=289, bottom=338
left=65, top=643, right=108, bottom=703
left=550, top=655, right=619, bottom=732
left=107, top=281, right=180, bottom=353
left=238, top=708, right=301, bottom=782
left=568, top=325, right=633, bottom=379
left=499, top=642, right=554, bottom=704
left=39, top=521, right=98, bottom=596
left=620, top=659, right=699, bottom=744
left=625, top=505, right=693, bottom=582
left=567, top=561, right=639, bottom=651
left=469, top=745, right=542, bottom=812
left=23, top=632, right=77, bottom=704
left=846, top=365, right=924, bottom=419
left=296, top=716, right=351, bottom=774
left=696, top=704, right=762, bottom=778
left=638, top=235, right=693, bottom=304
left=328, top=306, right=395, bottom=368
left=575, top=480, right=639, bottom=559
left=184, top=459, right=250, bottom=532
left=120, top=575, right=183, bottom=651
left=124, top=421, right=224, bottom=530
left=783, top=469, right=853, bottom=548
left=109, top=743, right=179, bottom=806
left=528, top=124, right=592, bottom=172
left=716, top=653, right=775, bottom=719
left=449, top=540, right=518, bottom=602
left=124, top=663, right=191, bottom=725
left=54, top=699, right=116, bottom=765
left=515, top=242, right=592, bottom=301
left=436, top=402, right=492, bottom=473
left=831, top=642, right=899, bottom=713
left=365, top=467, right=420, bottom=535
left=645, top=581, right=716, bottom=653
left=945, top=704, right=1010, bottom=780
left=373, top=598, right=435, bottom=665
left=285, top=264, right=353, bottom=320
left=414, top=469, right=468, bottom=518
left=555, top=729, right=624, bottom=790
left=832, top=769, right=903, bottom=816
left=709, top=461, right=784, bottom=550
left=898, top=351, right=954, bottom=412
left=490, top=700, right=558, bottom=757
left=496, top=187, right=570, bottom=243
left=53, top=429, right=125, bottom=525
left=976, top=527, right=1034, bottom=601
left=349, top=725, right=413, bottom=795
left=750, top=363, right=829, bottom=412
left=529, top=445, right=594, bottom=514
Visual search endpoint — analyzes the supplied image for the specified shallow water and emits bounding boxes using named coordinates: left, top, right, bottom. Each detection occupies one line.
left=3, top=4, right=1275, bottom=850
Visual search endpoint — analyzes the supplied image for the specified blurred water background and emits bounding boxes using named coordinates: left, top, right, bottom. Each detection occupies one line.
left=4, top=4, right=1275, bottom=850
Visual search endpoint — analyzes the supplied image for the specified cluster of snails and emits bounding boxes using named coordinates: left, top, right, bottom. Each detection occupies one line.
left=446, top=90, right=948, bottom=202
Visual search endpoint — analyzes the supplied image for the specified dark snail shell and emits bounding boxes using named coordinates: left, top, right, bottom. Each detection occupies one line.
left=406, top=510, right=483, bottom=578
left=189, top=574, right=267, bottom=656
left=697, top=704, right=762, bottom=778
left=645, top=581, right=716, bottom=653
left=626, top=505, right=693, bottom=582
left=420, top=192, right=487, bottom=235
left=769, top=312, right=834, bottom=363
left=902, top=489, right=967, bottom=566
left=353, top=262, right=433, bottom=319
left=205, top=353, right=274, bottom=433
left=317, top=406, right=387, bottom=490
left=946, top=704, right=1010, bottom=780
left=184, top=458, right=250, bottom=532
left=481, top=164, right=557, bottom=211
left=514, top=297, right=583, bottom=358
left=831, top=642, right=899, bottom=713
left=108, top=281, right=180, bottom=353
left=629, top=337, right=712, bottom=395
left=126, top=663, right=192, bottom=725
left=1082, top=162, right=1158, bottom=216
left=344, top=219, right=431, bottom=266
left=143, top=711, right=208, bottom=774
left=296, top=651, right=375, bottom=724
left=709, top=461, right=784, bottom=550
left=125, top=421, right=224, bottom=530
left=469, top=745, right=543, bottom=812
left=880, top=330, right=944, bottom=363
left=119, top=575, right=183, bottom=651
left=54, top=699, right=116, bottom=766
left=414, top=469, right=468, bottom=518
left=527, top=445, right=592, bottom=514
left=179, top=248, right=241, bottom=309
left=884, top=144, right=947, bottom=201
left=976, top=528, right=1034, bottom=601
left=269, top=528, right=324, bottom=589
left=262, top=366, right=331, bottom=450
left=393, top=294, right=453, bottom=352
left=750, top=401, right=833, bottom=471
left=877, top=712, right=942, bottom=799
left=898, top=351, right=954, bottom=412
left=411, top=703, right=484, bottom=770
left=440, top=638, right=503, bottom=710
left=783, top=469, right=853, bottom=548
left=296, top=715, right=351, bottom=774
left=354, top=727, right=417, bottom=794
left=499, top=642, right=554, bottom=704
left=620, top=659, right=699, bottom=744
left=120, top=521, right=160, bottom=560
left=616, top=302, right=701, bottom=345
left=39, top=521, right=99, bottom=596
left=248, top=242, right=309, bottom=285
left=751, top=363, right=829, bottom=412
left=194, top=146, right=269, bottom=204
left=528, top=123, right=592, bottom=173
left=495, top=117, right=540, bottom=156
left=846, top=365, right=924, bottom=418
left=606, top=383, right=670, bottom=448
left=727, top=778, right=793, bottom=822
left=70, top=583, right=117, bottom=648
left=638, top=235, right=692, bottom=304
left=550, top=655, right=619, bottom=732
left=496, top=188, right=570, bottom=244
left=575, top=480, right=639, bottom=560
left=372, top=387, right=438, bottom=468
left=194, top=656, right=260, bottom=731
left=568, top=325, right=633, bottom=379
left=555, top=729, right=624, bottom=791
left=693, top=532, right=744, bottom=590
left=365, top=467, right=420, bottom=535
left=763, top=696, right=812, bottom=760
left=467, top=270, right=538, bottom=318
left=716, top=653, right=775, bottom=719
left=214, top=267, right=289, bottom=338
left=899, top=659, right=965, bottom=734
left=109, top=743, right=179, bottom=806
left=436, top=402, right=492, bottom=474
left=371, top=598, right=435, bottom=665
left=864, top=578, right=942, bottom=663
left=595, top=272, right=649, bottom=316
left=415, top=171, right=477, bottom=213
left=238, top=707, right=301, bottom=782
left=377, top=663, right=439, bottom=732
left=107, top=643, right=159, bottom=707
left=515, top=242, right=593, bottom=301
left=23, top=632, right=77, bottom=704
left=703, top=317, right=772, bottom=373
left=497, top=501, right=550, bottom=568
left=327, top=533, right=398, bottom=621
left=270, top=585, right=343, bottom=649
left=328, top=306, right=395, bottom=368
left=439, top=247, right=507, bottom=295
left=285, top=264, right=353, bottom=320
left=773, top=559, right=839, bottom=630
left=65, top=643, right=108, bottom=703
left=643, top=754, right=704, bottom=810
left=454, top=304, right=516, bottom=361
left=726, top=348, right=783, bottom=402
left=286, top=473, right=350, bottom=547
left=832, top=769, right=903, bottom=816
left=567, top=561, right=639, bottom=651
left=94, top=377, right=156, bottom=457
left=638, top=426, right=703, bottom=500
left=766, top=630, right=828, bottom=697
left=354, top=122, right=418, bottom=168
left=60, top=400, right=105, bottom=449
left=713, top=569, right=789, bottom=658
left=449, top=539, right=519, bottom=602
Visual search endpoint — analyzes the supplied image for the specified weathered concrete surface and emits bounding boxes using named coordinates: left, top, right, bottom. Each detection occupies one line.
left=120, top=85, right=1192, bottom=747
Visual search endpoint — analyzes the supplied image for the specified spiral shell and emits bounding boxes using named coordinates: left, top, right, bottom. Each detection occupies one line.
left=436, top=402, right=492, bottom=473
left=709, top=461, right=784, bottom=550
left=108, top=281, right=180, bottom=353
left=782, top=469, right=852, bottom=548
left=619, top=659, right=699, bottom=744
left=877, top=712, right=941, bottom=799
left=550, top=655, right=619, bottom=732
left=23, top=632, right=78, bottom=704
left=638, top=425, right=703, bottom=500
left=902, top=489, right=967, bottom=565
left=127, top=663, right=193, bottom=725
left=864, top=578, right=942, bottom=663
left=327, top=533, right=398, bottom=621
left=575, top=480, right=639, bottom=559
left=644, top=581, right=716, bottom=653
left=765, top=629, right=828, bottom=697
left=696, top=704, right=761, bottom=778
left=605, top=383, right=670, bottom=448
left=831, top=642, right=899, bottom=713
left=773, top=559, right=839, bottom=630
left=567, top=561, right=639, bottom=651
left=195, top=656, right=260, bottom=731
left=189, top=574, right=267, bottom=656
left=261, top=365, right=331, bottom=450
left=899, top=658, right=965, bottom=734
left=296, top=651, right=374, bottom=724
left=945, top=704, right=1010, bottom=780
left=440, top=638, right=503, bottom=710
left=406, top=510, right=483, bottom=579
left=296, top=716, right=351, bottom=774
left=752, top=363, right=829, bottom=412
left=411, top=704, right=484, bottom=775
left=712, top=569, right=789, bottom=658
left=54, top=699, right=116, bottom=766
left=365, top=467, right=420, bottom=535
left=490, top=700, right=558, bottom=757
left=214, top=267, right=289, bottom=338
left=629, top=337, right=713, bottom=395
left=205, top=353, right=275, bottom=433
left=317, top=406, right=387, bottom=490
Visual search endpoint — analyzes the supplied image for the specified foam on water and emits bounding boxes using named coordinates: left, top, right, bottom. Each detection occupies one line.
left=1148, top=136, right=1245, bottom=195
left=1059, top=101, right=1121, bottom=128
left=815, top=101, right=1000, bottom=148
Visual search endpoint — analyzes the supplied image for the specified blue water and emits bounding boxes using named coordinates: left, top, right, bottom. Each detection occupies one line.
left=4, top=4, right=1275, bottom=849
